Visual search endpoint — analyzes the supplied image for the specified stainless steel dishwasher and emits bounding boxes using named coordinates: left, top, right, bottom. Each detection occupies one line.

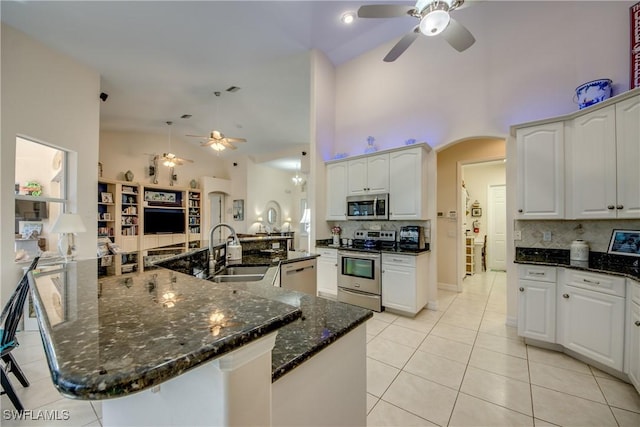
left=280, top=258, right=317, bottom=295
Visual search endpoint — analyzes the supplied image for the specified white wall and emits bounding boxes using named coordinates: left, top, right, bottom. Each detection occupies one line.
left=1, top=24, right=100, bottom=301
left=332, top=1, right=632, bottom=156
left=246, top=160, right=295, bottom=233
left=99, top=130, right=230, bottom=187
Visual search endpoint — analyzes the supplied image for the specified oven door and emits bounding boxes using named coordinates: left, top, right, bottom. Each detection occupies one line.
left=338, top=251, right=380, bottom=294
left=346, top=194, right=388, bottom=220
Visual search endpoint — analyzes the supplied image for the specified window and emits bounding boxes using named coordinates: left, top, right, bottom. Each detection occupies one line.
left=14, top=136, right=67, bottom=260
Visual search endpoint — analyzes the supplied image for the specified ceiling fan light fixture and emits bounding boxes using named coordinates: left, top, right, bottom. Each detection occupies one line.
left=419, top=7, right=450, bottom=36
left=341, top=11, right=356, bottom=24
left=210, top=142, right=225, bottom=152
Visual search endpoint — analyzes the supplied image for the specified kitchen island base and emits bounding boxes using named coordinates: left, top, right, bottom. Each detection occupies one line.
left=103, top=333, right=277, bottom=427
left=272, top=323, right=366, bottom=426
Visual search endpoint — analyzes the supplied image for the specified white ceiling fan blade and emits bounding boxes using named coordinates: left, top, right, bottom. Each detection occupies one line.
left=186, top=134, right=207, bottom=138
left=358, top=4, right=415, bottom=18
left=384, top=27, right=420, bottom=62
left=200, top=140, right=214, bottom=147
left=221, top=140, right=238, bottom=150
left=225, top=137, right=246, bottom=143
left=441, top=18, right=475, bottom=52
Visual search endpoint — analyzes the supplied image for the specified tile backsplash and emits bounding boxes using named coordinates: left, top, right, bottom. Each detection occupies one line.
left=515, top=219, right=640, bottom=252
left=328, top=220, right=431, bottom=242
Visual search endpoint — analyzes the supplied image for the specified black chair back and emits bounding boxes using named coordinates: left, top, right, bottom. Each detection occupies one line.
left=1, top=257, right=39, bottom=351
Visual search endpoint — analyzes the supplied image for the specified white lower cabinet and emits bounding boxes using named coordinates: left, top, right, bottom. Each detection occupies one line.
left=626, top=279, right=640, bottom=392
left=381, top=253, right=428, bottom=315
left=559, top=270, right=625, bottom=371
left=517, top=266, right=557, bottom=343
left=316, top=248, right=338, bottom=298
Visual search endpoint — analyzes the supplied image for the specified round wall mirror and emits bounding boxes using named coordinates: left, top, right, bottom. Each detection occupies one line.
left=264, top=200, right=281, bottom=227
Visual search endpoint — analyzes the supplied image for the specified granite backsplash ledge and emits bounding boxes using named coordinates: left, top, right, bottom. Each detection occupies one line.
left=515, top=247, right=640, bottom=279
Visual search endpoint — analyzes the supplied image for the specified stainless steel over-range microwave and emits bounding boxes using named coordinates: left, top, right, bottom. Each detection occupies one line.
left=346, top=193, right=389, bottom=220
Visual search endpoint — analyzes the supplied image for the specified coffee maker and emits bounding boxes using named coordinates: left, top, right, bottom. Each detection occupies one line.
left=399, top=226, right=426, bottom=250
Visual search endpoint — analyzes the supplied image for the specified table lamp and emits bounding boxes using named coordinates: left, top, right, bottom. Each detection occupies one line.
left=51, top=213, right=86, bottom=262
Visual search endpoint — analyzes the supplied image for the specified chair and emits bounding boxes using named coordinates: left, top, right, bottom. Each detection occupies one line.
left=1, top=256, right=39, bottom=413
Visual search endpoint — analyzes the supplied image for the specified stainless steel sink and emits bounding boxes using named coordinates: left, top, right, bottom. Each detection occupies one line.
left=210, top=265, right=269, bottom=283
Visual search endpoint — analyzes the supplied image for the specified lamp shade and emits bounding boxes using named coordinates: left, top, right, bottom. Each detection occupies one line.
left=51, top=213, right=87, bottom=233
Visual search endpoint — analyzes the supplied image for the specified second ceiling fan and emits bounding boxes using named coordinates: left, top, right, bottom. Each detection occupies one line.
left=187, top=91, right=247, bottom=152
left=358, top=0, right=476, bottom=62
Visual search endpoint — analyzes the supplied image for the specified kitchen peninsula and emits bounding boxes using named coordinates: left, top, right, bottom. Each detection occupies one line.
left=28, top=255, right=372, bottom=426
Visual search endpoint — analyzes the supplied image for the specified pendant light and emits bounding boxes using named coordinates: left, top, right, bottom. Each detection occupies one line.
left=163, top=121, right=176, bottom=167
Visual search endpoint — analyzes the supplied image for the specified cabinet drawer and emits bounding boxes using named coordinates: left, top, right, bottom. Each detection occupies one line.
left=565, top=269, right=625, bottom=297
left=629, top=278, right=640, bottom=306
left=518, top=265, right=556, bottom=283
left=317, top=248, right=338, bottom=259
left=382, top=254, right=416, bottom=267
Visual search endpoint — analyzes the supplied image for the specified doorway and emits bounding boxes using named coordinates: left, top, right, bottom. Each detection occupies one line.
left=209, top=192, right=224, bottom=240
left=458, top=159, right=506, bottom=290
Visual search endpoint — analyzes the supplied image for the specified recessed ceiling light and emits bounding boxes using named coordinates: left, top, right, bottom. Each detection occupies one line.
left=341, top=11, right=355, bottom=24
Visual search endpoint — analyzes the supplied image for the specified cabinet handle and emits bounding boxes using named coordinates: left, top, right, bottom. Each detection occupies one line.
left=529, top=272, right=545, bottom=276
left=607, top=205, right=615, bottom=210
left=635, top=321, right=640, bottom=327
left=582, top=278, right=600, bottom=285
left=562, top=293, right=570, bottom=298
left=518, top=209, right=523, bottom=213
left=519, top=287, right=524, bottom=292
left=617, top=205, right=623, bottom=210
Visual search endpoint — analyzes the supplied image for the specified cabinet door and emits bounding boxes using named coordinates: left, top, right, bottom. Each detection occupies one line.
left=569, top=106, right=617, bottom=219
left=628, top=301, right=640, bottom=392
left=316, top=250, right=338, bottom=298
left=516, top=122, right=564, bottom=219
left=517, top=279, right=556, bottom=343
left=326, top=162, right=348, bottom=220
left=382, top=264, right=416, bottom=313
left=347, top=158, right=368, bottom=195
left=561, top=284, right=625, bottom=370
left=389, top=147, right=425, bottom=220
left=615, top=95, right=640, bottom=218
left=366, top=154, right=389, bottom=193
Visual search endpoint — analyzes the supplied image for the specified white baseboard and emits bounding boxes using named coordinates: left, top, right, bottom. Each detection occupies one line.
left=438, top=282, right=458, bottom=292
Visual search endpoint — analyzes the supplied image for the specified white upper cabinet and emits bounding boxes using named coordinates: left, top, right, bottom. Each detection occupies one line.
left=347, top=154, right=389, bottom=195
left=568, top=105, right=618, bottom=219
left=516, top=122, right=565, bottom=219
left=615, top=95, right=640, bottom=218
left=568, top=95, right=640, bottom=219
left=389, top=147, right=427, bottom=220
left=326, top=162, right=348, bottom=220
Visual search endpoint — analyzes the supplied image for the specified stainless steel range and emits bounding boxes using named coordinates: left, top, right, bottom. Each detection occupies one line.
left=337, top=230, right=396, bottom=312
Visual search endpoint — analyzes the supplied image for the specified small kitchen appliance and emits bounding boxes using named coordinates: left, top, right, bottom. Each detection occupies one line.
left=399, top=225, right=426, bottom=250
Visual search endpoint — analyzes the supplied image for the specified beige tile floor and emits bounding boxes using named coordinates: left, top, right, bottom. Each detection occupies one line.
left=366, top=271, right=640, bottom=427
left=2, top=271, right=640, bottom=426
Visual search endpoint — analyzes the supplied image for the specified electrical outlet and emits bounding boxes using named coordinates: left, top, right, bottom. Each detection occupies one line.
left=514, top=230, right=522, bottom=240
left=543, top=231, right=552, bottom=241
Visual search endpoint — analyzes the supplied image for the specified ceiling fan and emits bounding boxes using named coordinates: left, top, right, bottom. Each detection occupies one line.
left=160, top=121, right=193, bottom=167
left=358, top=0, right=475, bottom=62
left=187, top=130, right=246, bottom=152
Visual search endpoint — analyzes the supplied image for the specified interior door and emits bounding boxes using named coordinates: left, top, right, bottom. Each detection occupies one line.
left=488, top=184, right=506, bottom=270
left=209, top=193, right=223, bottom=240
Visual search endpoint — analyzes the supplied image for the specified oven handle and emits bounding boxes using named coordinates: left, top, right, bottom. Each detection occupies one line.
left=338, top=250, right=380, bottom=260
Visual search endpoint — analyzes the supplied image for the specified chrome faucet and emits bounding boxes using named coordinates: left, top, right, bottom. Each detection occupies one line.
left=208, top=223, right=241, bottom=271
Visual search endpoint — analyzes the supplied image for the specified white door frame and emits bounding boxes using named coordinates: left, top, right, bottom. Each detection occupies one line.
left=456, top=156, right=505, bottom=292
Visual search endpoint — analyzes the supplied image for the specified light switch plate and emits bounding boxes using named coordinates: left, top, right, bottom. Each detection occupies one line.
left=543, top=231, right=552, bottom=241
left=514, top=230, right=522, bottom=240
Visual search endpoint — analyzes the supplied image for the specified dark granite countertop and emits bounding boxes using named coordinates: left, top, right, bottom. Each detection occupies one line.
left=28, top=260, right=302, bottom=400
left=515, top=247, right=640, bottom=280
left=315, top=240, right=430, bottom=255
